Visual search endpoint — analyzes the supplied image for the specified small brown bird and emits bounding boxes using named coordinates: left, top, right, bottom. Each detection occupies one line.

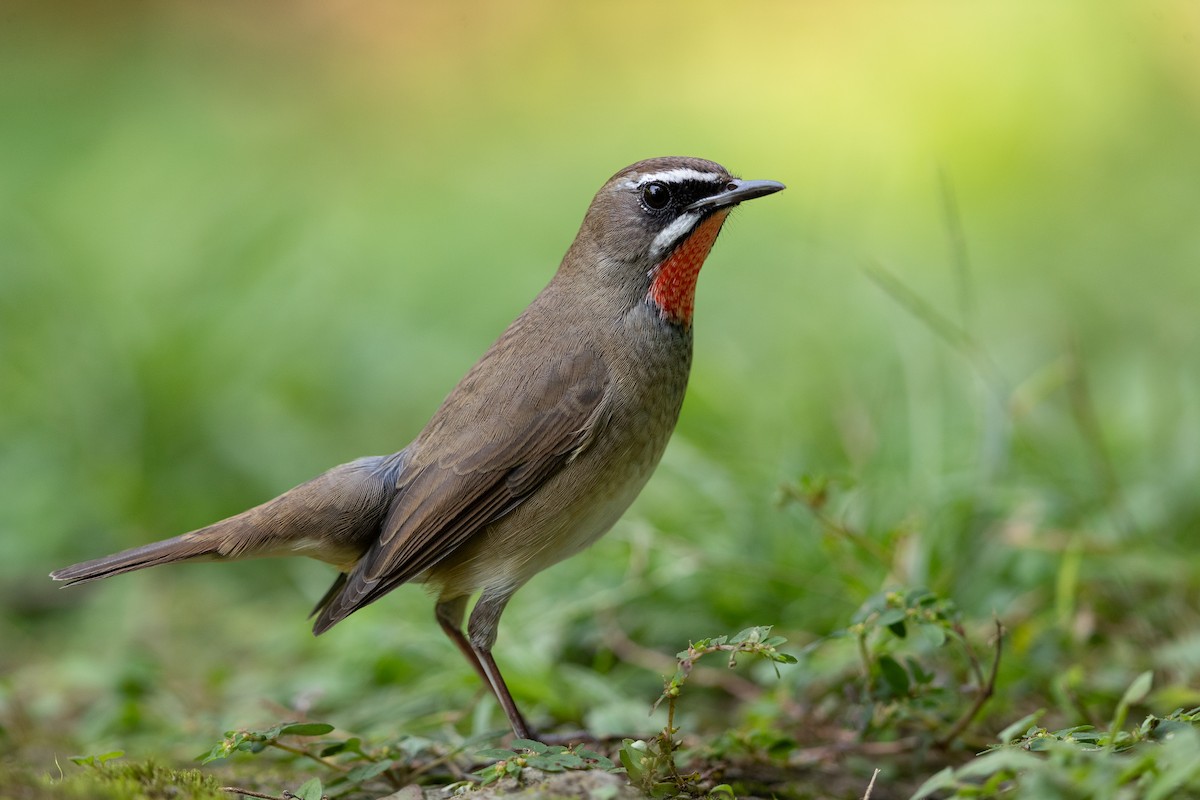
left=51, top=157, right=784, bottom=738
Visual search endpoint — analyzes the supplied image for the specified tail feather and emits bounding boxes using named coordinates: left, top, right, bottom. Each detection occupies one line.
left=308, top=572, right=349, bottom=619
left=50, top=452, right=407, bottom=591
left=49, top=532, right=226, bottom=586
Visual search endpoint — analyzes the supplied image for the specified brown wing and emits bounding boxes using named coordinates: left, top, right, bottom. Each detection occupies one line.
left=312, top=343, right=609, bottom=633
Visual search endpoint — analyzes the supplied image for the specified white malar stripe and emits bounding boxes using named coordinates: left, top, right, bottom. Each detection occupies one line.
left=649, top=211, right=700, bottom=259
left=633, top=167, right=725, bottom=187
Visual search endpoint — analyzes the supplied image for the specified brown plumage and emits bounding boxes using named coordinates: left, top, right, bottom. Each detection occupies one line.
left=51, top=156, right=784, bottom=738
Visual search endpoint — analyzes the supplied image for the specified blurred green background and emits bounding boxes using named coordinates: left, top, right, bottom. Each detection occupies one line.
left=3, top=0, right=1199, bottom=783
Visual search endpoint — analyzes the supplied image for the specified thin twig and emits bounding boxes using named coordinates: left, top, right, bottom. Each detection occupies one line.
left=937, top=617, right=1004, bottom=748
left=267, top=740, right=349, bottom=773
left=952, top=621, right=986, bottom=689
left=222, top=788, right=284, bottom=800
left=861, top=767, right=882, bottom=800
left=662, top=698, right=682, bottom=784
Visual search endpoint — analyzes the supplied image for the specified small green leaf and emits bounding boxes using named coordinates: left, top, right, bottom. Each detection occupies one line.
left=526, top=754, right=569, bottom=772
left=953, top=748, right=1042, bottom=778
left=199, top=744, right=231, bottom=765
left=650, top=780, right=677, bottom=797
left=906, top=656, right=934, bottom=686
left=998, top=710, right=1045, bottom=744
left=877, top=654, right=910, bottom=696
left=473, top=764, right=504, bottom=785
left=537, top=752, right=586, bottom=770
left=475, top=748, right=518, bottom=760
left=618, top=740, right=645, bottom=780
left=577, top=748, right=616, bottom=770
left=279, top=722, right=336, bottom=737
left=510, top=738, right=547, bottom=753
left=345, top=760, right=393, bottom=784
left=731, top=627, right=762, bottom=644
left=916, top=622, right=946, bottom=647
left=911, top=766, right=958, bottom=799
left=1121, top=671, right=1154, bottom=708
left=199, top=749, right=222, bottom=765
left=292, top=777, right=324, bottom=800
left=319, top=736, right=365, bottom=757
left=1111, top=671, right=1154, bottom=740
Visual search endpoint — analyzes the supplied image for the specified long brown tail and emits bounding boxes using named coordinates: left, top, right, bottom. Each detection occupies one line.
left=50, top=531, right=229, bottom=586
left=50, top=453, right=407, bottom=590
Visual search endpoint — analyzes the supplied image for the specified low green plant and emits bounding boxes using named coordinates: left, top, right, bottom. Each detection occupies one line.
left=840, top=587, right=1002, bottom=746
left=201, top=721, right=420, bottom=797
left=202, top=722, right=337, bottom=765
left=914, top=674, right=1200, bottom=799
left=619, top=626, right=798, bottom=797
left=471, top=738, right=616, bottom=786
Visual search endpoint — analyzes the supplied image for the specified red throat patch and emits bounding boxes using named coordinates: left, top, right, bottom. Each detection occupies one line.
left=648, top=209, right=731, bottom=326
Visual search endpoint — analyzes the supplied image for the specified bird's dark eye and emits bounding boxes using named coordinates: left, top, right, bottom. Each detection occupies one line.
left=641, top=181, right=671, bottom=210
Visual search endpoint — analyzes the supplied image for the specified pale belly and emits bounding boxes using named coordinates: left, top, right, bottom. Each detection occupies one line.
left=422, top=428, right=671, bottom=600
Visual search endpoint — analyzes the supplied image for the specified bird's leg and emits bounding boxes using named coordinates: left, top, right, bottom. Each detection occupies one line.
left=434, top=596, right=492, bottom=688
left=468, top=589, right=533, bottom=740
left=436, top=594, right=533, bottom=739
left=474, top=647, right=532, bottom=740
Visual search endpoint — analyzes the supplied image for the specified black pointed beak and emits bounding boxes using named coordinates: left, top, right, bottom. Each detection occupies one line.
left=686, top=178, right=786, bottom=212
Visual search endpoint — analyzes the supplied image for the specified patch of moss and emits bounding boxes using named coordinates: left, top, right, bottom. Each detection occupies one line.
left=2, top=760, right=227, bottom=800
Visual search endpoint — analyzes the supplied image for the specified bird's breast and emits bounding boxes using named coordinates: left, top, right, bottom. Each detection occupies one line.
left=426, top=305, right=693, bottom=598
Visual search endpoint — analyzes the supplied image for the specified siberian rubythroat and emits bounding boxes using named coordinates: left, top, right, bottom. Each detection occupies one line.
left=51, top=156, right=785, bottom=738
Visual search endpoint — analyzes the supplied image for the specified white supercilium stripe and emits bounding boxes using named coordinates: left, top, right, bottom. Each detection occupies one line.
left=649, top=211, right=700, bottom=259
left=621, top=168, right=725, bottom=190
left=634, top=167, right=724, bottom=186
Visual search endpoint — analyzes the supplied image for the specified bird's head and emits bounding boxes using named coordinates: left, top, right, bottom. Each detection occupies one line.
left=564, top=156, right=784, bottom=326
